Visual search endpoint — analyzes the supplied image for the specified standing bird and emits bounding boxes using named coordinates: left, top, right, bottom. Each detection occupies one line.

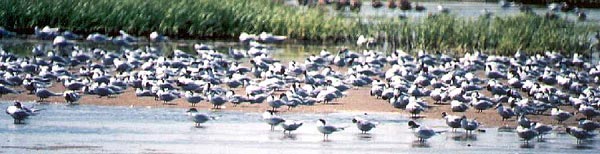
left=495, top=103, right=516, bottom=121
left=408, top=120, right=437, bottom=142
left=263, top=111, right=285, bottom=131
left=442, top=112, right=462, bottom=132
left=566, top=127, right=597, bottom=144
left=64, top=91, right=81, bottom=105
left=267, top=94, right=285, bottom=111
left=281, top=120, right=303, bottom=135
left=532, top=122, right=552, bottom=140
left=517, top=115, right=531, bottom=128
left=185, top=91, right=204, bottom=107
left=460, top=116, right=479, bottom=135
left=351, top=114, right=378, bottom=134
left=551, top=107, right=573, bottom=124
left=516, top=125, right=538, bottom=144
left=208, top=93, right=228, bottom=109
left=578, top=104, right=600, bottom=120
left=186, top=108, right=215, bottom=127
left=317, top=119, right=345, bottom=140
left=578, top=118, right=600, bottom=132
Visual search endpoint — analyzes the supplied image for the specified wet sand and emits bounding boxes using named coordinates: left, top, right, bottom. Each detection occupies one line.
left=0, top=83, right=586, bottom=128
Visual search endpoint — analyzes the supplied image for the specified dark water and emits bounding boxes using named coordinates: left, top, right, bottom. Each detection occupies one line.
left=1, top=102, right=598, bottom=153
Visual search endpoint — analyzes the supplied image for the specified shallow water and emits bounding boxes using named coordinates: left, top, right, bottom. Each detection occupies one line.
left=305, top=1, right=600, bottom=23
left=1, top=102, right=598, bottom=153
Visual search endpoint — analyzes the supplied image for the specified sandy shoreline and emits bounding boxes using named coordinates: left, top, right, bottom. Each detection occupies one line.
left=0, top=83, right=586, bottom=128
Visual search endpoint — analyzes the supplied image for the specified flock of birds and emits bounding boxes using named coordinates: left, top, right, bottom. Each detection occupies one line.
left=1, top=24, right=600, bottom=144
left=292, top=0, right=590, bottom=21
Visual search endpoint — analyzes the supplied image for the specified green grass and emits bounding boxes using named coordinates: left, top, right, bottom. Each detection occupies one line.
left=0, top=0, right=597, bottom=55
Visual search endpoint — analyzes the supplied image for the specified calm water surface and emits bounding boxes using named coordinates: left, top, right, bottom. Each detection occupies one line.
left=288, top=1, right=600, bottom=23
left=1, top=102, right=598, bottom=153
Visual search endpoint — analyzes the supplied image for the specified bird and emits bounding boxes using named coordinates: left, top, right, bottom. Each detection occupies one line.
left=34, top=26, right=59, bottom=39
left=317, top=118, right=345, bottom=140
left=437, top=5, right=449, bottom=13
left=566, top=126, right=597, bottom=144
left=5, top=102, right=40, bottom=124
left=460, top=116, right=479, bottom=135
left=441, top=112, right=462, bottom=132
left=263, top=110, right=285, bottom=131
left=258, top=32, right=286, bottom=43
left=352, top=114, right=378, bottom=134
left=516, top=125, right=538, bottom=144
left=185, top=91, right=204, bottom=107
left=531, top=122, right=552, bottom=140
left=517, top=115, right=531, bottom=128
left=414, top=2, right=425, bottom=11
left=208, top=93, right=228, bottom=109
left=267, top=94, right=285, bottom=111
left=86, top=33, right=110, bottom=42
left=577, top=104, right=600, bottom=120
left=35, top=88, right=62, bottom=102
left=578, top=118, right=600, bottom=132
left=186, top=108, right=215, bottom=127
left=52, top=36, right=75, bottom=48
left=450, top=100, right=468, bottom=112
left=472, top=97, right=494, bottom=112
left=408, top=120, right=437, bottom=142
left=0, top=27, right=16, bottom=37
left=149, top=31, right=168, bottom=42
left=64, top=91, right=81, bottom=105
left=406, top=97, right=425, bottom=118
left=239, top=32, right=258, bottom=43
left=281, top=120, right=303, bottom=135
left=551, top=107, right=573, bottom=124
left=495, top=103, right=516, bottom=121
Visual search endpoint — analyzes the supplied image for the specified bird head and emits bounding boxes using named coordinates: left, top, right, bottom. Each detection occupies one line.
left=14, top=102, right=22, bottom=109
left=318, top=119, right=326, bottom=125
left=407, top=120, right=420, bottom=129
left=186, top=108, right=198, bottom=113
left=352, top=118, right=358, bottom=123
left=441, top=112, right=448, bottom=118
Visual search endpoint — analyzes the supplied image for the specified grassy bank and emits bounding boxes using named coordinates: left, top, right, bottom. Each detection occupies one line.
left=0, top=0, right=597, bottom=55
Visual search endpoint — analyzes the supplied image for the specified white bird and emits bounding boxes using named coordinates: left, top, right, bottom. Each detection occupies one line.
left=531, top=122, right=552, bottom=140
left=149, top=31, right=168, bottom=42
left=441, top=112, right=462, bottom=131
left=352, top=114, right=378, bottom=134
left=516, top=125, right=538, bottom=144
left=263, top=111, right=285, bottom=131
left=566, top=126, right=597, bottom=144
left=239, top=32, right=258, bottom=43
left=281, top=120, right=303, bottom=134
left=52, top=36, right=75, bottom=48
left=460, top=116, right=479, bottom=135
left=551, top=107, right=573, bottom=124
left=317, top=118, right=345, bottom=140
left=186, top=108, right=215, bottom=127
left=408, top=120, right=437, bottom=142
left=5, top=102, right=40, bottom=124
left=437, top=5, right=450, bottom=13
left=356, top=35, right=376, bottom=47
